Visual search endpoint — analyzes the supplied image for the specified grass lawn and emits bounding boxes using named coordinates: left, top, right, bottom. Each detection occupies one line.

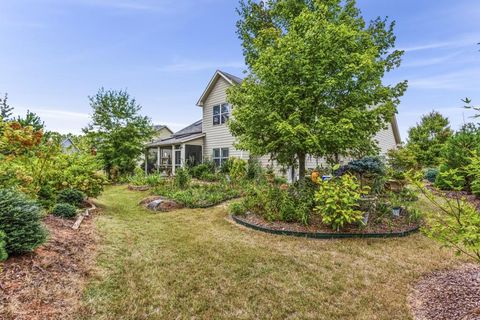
left=80, top=186, right=469, bottom=320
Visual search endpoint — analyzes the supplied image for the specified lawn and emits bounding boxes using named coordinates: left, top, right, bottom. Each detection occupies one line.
left=80, top=186, right=469, bottom=320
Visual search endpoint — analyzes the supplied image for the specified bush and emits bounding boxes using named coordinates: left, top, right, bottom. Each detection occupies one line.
left=174, top=168, right=191, bottom=189
left=0, top=231, right=8, bottom=261
left=52, top=203, right=78, bottom=219
left=434, top=167, right=466, bottom=191
left=314, top=174, right=369, bottom=231
left=424, top=168, right=439, bottom=183
left=229, top=202, right=246, bottom=216
left=0, top=189, right=48, bottom=255
left=38, top=184, right=56, bottom=209
left=220, top=158, right=234, bottom=174
left=347, top=156, right=386, bottom=176
left=57, top=188, right=85, bottom=207
left=246, top=157, right=263, bottom=180
left=189, top=161, right=215, bottom=180
left=230, top=158, right=247, bottom=181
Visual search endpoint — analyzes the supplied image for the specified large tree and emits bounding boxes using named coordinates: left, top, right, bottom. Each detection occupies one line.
left=83, top=88, right=155, bottom=179
left=406, top=111, right=452, bottom=167
left=227, top=0, right=407, bottom=178
left=0, top=93, right=13, bottom=120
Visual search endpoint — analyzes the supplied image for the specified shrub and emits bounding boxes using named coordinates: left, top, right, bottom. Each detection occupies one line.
left=229, top=202, right=246, bottom=216
left=38, top=184, right=56, bottom=209
left=230, top=158, right=247, bottom=181
left=57, top=188, right=85, bottom=207
left=424, top=168, right=439, bottom=183
left=0, top=231, right=8, bottom=261
left=189, top=162, right=215, bottom=180
left=434, top=167, right=466, bottom=191
left=220, top=158, right=234, bottom=174
left=314, top=174, right=369, bottom=231
left=0, top=189, right=48, bottom=255
left=246, top=157, right=263, bottom=180
left=440, top=123, right=480, bottom=170
left=386, top=147, right=418, bottom=172
left=52, top=203, right=78, bottom=219
left=347, top=156, right=386, bottom=176
left=174, top=168, right=191, bottom=189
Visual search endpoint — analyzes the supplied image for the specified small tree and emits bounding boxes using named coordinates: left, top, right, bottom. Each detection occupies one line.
left=228, top=0, right=407, bottom=179
left=83, top=88, right=155, bottom=179
left=406, top=111, right=452, bottom=167
left=0, top=93, right=13, bottom=120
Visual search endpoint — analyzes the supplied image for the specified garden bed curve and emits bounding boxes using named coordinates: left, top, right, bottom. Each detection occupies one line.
left=232, top=214, right=420, bottom=239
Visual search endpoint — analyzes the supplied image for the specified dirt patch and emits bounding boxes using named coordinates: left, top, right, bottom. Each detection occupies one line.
left=0, top=213, right=97, bottom=320
left=409, top=264, right=480, bottom=320
left=426, top=184, right=480, bottom=211
left=139, top=196, right=183, bottom=212
left=235, top=212, right=420, bottom=235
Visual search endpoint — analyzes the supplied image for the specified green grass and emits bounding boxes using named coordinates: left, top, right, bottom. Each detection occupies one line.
left=80, top=186, right=469, bottom=320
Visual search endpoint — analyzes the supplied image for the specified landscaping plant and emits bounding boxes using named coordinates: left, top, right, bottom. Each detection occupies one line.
left=424, top=168, right=439, bottom=183
left=57, top=188, right=85, bottom=207
left=314, top=174, right=370, bottom=231
left=52, top=203, right=78, bottom=219
left=0, top=230, right=8, bottom=261
left=174, top=168, right=191, bottom=189
left=0, top=188, right=48, bottom=255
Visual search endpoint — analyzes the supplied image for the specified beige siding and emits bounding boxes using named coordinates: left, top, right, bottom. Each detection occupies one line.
left=374, top=122, right=398, bottom=155
left=202, top=77, right=249, bottom=160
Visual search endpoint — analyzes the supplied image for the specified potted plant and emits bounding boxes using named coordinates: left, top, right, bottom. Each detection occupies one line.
left=390, top=194, right=403, bottom=217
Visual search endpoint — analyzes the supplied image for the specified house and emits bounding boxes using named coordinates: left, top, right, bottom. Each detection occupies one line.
left=153, top=125, right=173, bottom=141
left=61, top=138, right=79, bottom=154
left=145, top=70, right=402, bottom=180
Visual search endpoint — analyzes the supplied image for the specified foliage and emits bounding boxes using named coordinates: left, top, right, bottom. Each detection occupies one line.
left=386, top=147, right=418, bottom=172
left=346, top=156, right=386, bottom=176
left=229, top=0, right=407, bottom=178
left=246, top=156, right=263, bottom=180
left=38, top=184, right=56, bottom=209
left=154, top=181, right=241, bottom=208
left=229, top=202, right=246, bottom=216
left=189, top=161, right=216, bottom=180
left=220, top=158, right=234, bottom=174
left=434, top=167, right=466, bottom=191
left=83, top=88, right=155, bottom=180
left=411, top=177, right=480, bottom=262
left=0, top=188, right=48, bottom=255
left=314, top=174, right=369, bottom=230
left=57, top=188, right=85, bottom=207
left=52, top=203, right=78, bottom=219
left=0, top=230, right=7, bottom=261
left=465, top=152, right=480, bottom=196
left=174, top=168, right=191, bottom=189
left=230, top=158, right=248, bottom=181
left=0, top=93, right=13, bottom=120
left=439, top=123, right=480, bottom=170
left=424, top=168, right=439, bottom=183
left=406, top=111, right=452, bottom=167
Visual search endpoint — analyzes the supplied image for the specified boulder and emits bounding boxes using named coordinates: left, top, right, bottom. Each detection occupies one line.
left=139, top=196, right=183, bottom=212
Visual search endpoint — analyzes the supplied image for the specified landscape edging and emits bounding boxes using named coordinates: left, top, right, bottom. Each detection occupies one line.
left=231, top=215, right=420, bottom=239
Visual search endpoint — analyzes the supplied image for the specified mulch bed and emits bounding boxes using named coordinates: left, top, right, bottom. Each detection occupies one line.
left=409, top=264, right=480, bottom=320
left=426, top=184, right=480, bottom=211
left=0, top=212, right=97, bottom=320
left=236, top=212, right=420, bottom=235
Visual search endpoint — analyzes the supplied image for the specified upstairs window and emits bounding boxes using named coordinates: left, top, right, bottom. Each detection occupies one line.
left=213, top=103, right=230, bottom=125
left=213, top=148, right=229, bottom=167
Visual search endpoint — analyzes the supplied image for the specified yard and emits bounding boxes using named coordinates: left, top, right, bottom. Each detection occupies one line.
left=79, top=186, right=468, bottom=320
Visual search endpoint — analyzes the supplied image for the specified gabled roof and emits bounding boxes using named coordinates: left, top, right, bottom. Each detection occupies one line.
left=146, top=120, right=203, bottom=148
left=196, top=70, right=243, bottom=107
left=154, top=124, right=173, bottom=134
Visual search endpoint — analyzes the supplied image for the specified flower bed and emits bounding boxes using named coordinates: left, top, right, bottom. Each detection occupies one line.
left=232, top=212, right=420, bottom=239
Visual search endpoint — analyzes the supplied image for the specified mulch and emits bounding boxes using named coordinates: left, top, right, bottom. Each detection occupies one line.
left=0, top=211, right=98, bottom=320
left=409, top=264, right=480, bottom=320
left=426, top=184, right=480, bottom=211
left=237, top=212, right=420, bottom=234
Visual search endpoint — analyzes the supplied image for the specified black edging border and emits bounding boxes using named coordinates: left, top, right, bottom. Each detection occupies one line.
left=232, top=215, right=420, bottom=239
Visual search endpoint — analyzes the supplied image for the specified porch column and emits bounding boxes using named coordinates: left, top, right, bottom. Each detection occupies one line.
left=181, top=143, right=186, bottom=168
left=171, top=145, right=176, bottom=175
left=157, top=147, right=160, bottom=173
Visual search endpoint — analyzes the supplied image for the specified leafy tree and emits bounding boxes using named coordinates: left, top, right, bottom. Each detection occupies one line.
left=0, top=93, right=13, bottom=120
left=406, top=111, right=452, bottom=167
left=16, top=110, right=44, bottom=131
left=83, top=88, right=155, bottom=179
left=228, top=0, right=407, bottom=179
left=440, top=123, right=480, bottom=170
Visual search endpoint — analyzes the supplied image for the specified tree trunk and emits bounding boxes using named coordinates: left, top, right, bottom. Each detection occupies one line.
left=298, top=153, right=306, bottom=180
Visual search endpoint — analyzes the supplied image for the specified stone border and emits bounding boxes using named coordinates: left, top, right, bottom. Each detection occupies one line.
left=231, top=215, right=420, bottom=239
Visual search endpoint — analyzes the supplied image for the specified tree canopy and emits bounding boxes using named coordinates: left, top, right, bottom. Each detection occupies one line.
left=406, top=111, right=452, bottom=167
left=227, top=0, right=407, bottom=178
left=83, top=88, right=155, bottom=179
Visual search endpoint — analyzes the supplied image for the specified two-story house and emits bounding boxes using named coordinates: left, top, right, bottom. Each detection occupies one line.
left=145, top=70, right=402, bottom=180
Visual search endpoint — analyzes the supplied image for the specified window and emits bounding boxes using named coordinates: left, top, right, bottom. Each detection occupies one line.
left=213, top=148, right=229, bottom=166
left=213, top=103, right=230, bottom=125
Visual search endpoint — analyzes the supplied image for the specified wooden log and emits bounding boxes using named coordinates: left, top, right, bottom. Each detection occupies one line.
left=72, top=200, right=97, bottom=230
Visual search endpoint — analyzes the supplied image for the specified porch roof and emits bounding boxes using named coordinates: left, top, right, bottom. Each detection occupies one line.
left=146, top=133, right=205, bottom=148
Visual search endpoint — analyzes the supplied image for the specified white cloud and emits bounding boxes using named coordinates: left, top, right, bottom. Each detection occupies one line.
left=408, top=68, right=480, bottom=91
left=397, top=34, right=478, bottom=53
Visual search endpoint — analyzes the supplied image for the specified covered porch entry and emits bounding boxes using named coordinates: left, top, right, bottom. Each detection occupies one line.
left=145, top=134, right=204, bottom=175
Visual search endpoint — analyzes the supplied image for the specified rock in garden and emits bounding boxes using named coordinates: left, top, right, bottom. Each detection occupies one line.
left=139, top=196, right=182, bottom=212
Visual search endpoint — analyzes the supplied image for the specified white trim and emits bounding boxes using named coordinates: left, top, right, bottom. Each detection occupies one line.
left=196, top=70, right=234, bottom=107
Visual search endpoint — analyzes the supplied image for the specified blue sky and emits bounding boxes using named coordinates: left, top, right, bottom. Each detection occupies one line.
left=0, top=0, right=479, bottom=140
